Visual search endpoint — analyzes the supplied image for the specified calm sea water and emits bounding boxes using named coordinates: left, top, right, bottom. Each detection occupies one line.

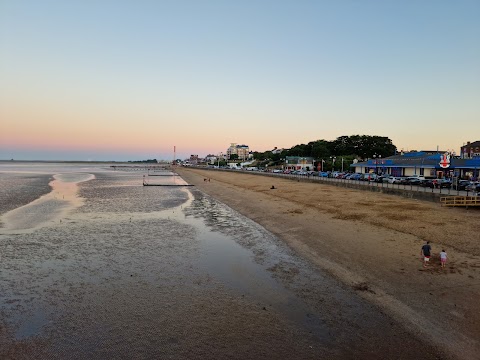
left=0, top=162, right=437, bottom=359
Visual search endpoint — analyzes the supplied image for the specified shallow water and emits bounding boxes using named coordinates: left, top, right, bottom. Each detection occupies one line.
left=0, top=163, right=439, bottom=359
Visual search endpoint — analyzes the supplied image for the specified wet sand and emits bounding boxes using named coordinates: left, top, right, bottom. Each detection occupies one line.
left=0, top=174, right=52, bottom=221
left=0, top=166, right=472, bottom=359
left=176, top=167, right=480, bottom=360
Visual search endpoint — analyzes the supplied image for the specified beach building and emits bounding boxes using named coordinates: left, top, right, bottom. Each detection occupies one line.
left=204, top=154, right=217, bottom=165
left=284, top=156, right=314, bottom=171
left=352, top=151, right=480, bottom=179
left=271, top=147, right=284, bottom=154
left=461, top=141, right=480, bottom=159
left=188, top=155, right=200, bottom=165
left=226, top=143, right=250, bottom=161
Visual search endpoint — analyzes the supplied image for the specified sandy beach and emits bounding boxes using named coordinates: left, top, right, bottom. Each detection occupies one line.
left=176, top=167, right=480, bottom=360
left=1, top=164, right=478, bottom=359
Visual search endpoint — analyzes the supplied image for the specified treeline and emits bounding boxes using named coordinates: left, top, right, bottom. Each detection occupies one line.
left=252, top=135, right=397, bottom=165
left=127, top=159, right=158, bottom=163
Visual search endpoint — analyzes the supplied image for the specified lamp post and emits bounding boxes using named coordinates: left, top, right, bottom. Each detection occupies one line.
left=330, top=156, right=336, bottom=172
left=341, top=157, right=344, bottom=172
left=321, top=159, right=325, bottom=172
left=373, top=154, right=381, bottom=174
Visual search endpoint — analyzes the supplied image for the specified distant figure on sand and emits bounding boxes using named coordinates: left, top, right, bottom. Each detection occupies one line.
left=440, top=249, right=447, bottom=268
left=421, top=241, right=431, bottom=267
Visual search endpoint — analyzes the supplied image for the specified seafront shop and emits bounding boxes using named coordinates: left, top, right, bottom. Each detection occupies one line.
left=352, top=151, right=480, bottom=179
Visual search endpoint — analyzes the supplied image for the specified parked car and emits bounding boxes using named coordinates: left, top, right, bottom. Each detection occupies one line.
left=361, top=173, right=378, bottom=181
left=348, top=173, right=362, bottom=180
left=417, top=179, right=430, bottom=187
left=426, top=179, right=451, bottom=189
left=465, top=182, right=479, bottom=192
left=388, top=177, right=403, bottom=184
left=453, top=180, right=470, bottom=191
left=409, top=175, right=426, bottom=180
left=405, top=177, right=423, bottom=185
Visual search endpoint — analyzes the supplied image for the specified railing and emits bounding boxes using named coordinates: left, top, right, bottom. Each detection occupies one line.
left=197, top=167, right=478, bottom=199
left=440, top=196, right=480, bottom=207
left=271, top=172, right=477, bottom=197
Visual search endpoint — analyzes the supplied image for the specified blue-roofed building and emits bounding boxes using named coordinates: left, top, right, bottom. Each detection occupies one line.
left=351, top=151, right=480, bottom=180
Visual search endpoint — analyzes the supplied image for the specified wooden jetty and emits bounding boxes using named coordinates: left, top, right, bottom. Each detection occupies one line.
left=142, top=175, right=193, bottom=187
left=148, top=174, right=179, bottom=176
left=440, top=196, right=480, bottom=208
left=143, top=183, right=194, bottom=186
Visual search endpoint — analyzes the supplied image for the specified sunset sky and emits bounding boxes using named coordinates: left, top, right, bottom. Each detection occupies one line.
left=1, top=0, right=479, bottom=161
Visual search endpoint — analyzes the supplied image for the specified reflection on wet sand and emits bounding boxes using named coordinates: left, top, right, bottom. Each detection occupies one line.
left=0, top=165, right=442, bottom=359
left=1, top=173, right=94, bottom=232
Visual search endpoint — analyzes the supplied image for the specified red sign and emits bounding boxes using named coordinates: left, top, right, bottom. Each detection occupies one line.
left=439, top=153, right=450, bottom=168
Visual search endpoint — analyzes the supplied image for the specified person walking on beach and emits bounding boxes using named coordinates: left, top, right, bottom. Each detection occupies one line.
left=421, top=241, right=432, bottom=267
left=440, top=249, right=448, bottom=268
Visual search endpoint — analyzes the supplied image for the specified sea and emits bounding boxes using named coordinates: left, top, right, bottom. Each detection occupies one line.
left=0, top=162, right=438, bottom=359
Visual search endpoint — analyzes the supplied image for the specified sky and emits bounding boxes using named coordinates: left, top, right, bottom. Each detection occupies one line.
left=1, top=0, right=479, bottom=161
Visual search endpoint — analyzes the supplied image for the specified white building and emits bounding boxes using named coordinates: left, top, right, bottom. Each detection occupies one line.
left=226, top=143, right=250, bottom=161
left=205, top=154, right=217, bottom=164
left=284, top=156, right=314, bottom=171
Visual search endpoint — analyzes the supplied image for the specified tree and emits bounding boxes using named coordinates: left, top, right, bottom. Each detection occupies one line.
left=250, top=134, right=397, bottom=167
left=310, top=140, right=332, bottom=159
left=330, top=135, right=396, bottom=159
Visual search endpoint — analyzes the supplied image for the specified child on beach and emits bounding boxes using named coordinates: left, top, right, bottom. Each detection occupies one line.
left=440, top=249, right=448, bottom=268
left=421, top=241, right=431, bottom=268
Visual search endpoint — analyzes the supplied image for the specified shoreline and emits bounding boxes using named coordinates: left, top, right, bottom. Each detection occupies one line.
left=2, top=168, right=443, bottom=359
left=176, top=167, right=480, bottom=360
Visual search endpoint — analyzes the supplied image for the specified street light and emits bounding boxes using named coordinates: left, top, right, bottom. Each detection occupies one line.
left=217, top=152, right=223, bottom=168
left=330, top=156, right=336, bottom=172
left=373, top=154, right=381, bottom=174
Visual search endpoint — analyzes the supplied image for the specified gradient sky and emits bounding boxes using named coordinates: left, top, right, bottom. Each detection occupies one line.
left=1, top=0, right=479, bottom=161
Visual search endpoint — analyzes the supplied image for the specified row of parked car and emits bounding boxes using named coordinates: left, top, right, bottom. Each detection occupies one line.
left=278, top=170, right=480, bottom=192
left=453, top=180, right=480, bottom=191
